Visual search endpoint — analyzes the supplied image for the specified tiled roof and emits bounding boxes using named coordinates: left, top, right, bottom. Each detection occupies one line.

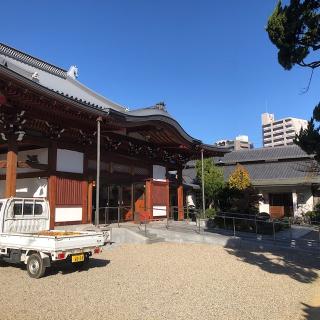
left=0, top=43, right=67, bottom=78
left=222, top=160, right=319, bottom=184
left=183, top=167, right=198, bottom=185
left=216, top=145, right=310, bottom=164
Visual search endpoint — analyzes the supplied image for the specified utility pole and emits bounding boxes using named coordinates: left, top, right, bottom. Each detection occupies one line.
left=95, top=116, right=102, bottom=226
left=201, top=148, right=205, bottom=218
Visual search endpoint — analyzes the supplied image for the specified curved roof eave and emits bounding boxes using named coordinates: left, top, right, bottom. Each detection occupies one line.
left=110, top=108, right=201, bottom=145
left=0, top=65, right=202, bottom=147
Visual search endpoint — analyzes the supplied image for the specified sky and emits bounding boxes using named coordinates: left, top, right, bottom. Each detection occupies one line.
left=1, top=0, right=319, bottom=147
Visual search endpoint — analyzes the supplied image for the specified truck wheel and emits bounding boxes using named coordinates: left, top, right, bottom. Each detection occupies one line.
left=27, top=253, right=46, bottom=279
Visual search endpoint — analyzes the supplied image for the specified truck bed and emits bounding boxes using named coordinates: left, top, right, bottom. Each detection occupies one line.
left=0, top=230, right=104, bottom=253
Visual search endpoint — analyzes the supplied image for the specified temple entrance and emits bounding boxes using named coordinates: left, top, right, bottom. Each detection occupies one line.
left=269, top=193, right=294, bottom=218
left=93, top=182, right=146, bottom=224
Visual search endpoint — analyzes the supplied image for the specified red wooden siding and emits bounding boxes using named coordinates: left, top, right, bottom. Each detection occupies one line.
left=56, top=177, right=83, bottom=205
left=152, top=182, right=168, bottom=206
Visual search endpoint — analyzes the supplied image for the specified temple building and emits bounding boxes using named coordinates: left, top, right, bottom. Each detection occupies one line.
left=0, top=43, right=225, bottom=228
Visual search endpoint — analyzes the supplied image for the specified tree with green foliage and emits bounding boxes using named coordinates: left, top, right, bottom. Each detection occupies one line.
left=195, top=158, right=224, bottom=208
left=267, top=0, right=320, bottom=70
left=228, top=164, right=251, bottom=190
left=222, top=165, right=261, bottom=214
left=267, top=0, right=320, bottom=160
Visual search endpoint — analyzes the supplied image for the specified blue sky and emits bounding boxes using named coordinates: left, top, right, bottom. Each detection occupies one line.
left=1, top=1, right=319, bottom=147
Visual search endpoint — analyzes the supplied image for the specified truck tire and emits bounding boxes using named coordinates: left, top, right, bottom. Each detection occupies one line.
left=26, top=253, right=46, bottom=279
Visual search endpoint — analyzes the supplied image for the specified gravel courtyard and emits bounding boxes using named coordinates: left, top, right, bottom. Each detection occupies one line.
left=0, top=243, right=319, bottom=320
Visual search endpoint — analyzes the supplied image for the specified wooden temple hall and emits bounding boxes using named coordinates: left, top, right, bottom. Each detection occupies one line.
left=0, top=43, right=225, bottom=228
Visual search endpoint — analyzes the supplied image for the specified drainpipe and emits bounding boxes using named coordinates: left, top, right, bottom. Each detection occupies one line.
left=95, top=116, right=102, bottom=226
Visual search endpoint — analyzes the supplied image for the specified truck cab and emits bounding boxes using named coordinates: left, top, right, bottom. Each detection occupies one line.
left=0, top=198, right=49, bottom=234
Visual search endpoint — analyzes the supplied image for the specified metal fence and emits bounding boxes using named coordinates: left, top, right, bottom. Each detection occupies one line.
left=206, top=213, right=320, bottom=247
left=95, top=205, right=320, bottom=249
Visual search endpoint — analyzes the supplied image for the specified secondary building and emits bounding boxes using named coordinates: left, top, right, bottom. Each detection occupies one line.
left=0, top=43, right=225, bottom=227
left=216, top=145, right=320, bottom=218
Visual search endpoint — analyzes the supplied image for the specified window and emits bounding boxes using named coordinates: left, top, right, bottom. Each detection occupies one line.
left=273, top=126, right=283, bottom=132
left=13, top=203, right=23, bottom=215
left=34, top=204, right=43, bottom=215
left=11, top=200, right=45, bottom=217
left=23, top=202, right=34, bottom=215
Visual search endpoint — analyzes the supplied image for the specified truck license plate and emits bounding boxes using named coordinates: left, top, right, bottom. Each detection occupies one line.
left=72, top=254, right=84, bottom=263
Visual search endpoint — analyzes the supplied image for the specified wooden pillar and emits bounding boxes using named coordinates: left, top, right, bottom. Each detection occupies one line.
left=166, top=180, right=170, bottom=219
left=145, top=179, right=152, bottom=219
left=87, top=181, right=93, bottom=223
left=48, top=142, right=57, bottom=229
left=82, top=181, right=88, bottom=224
left=82, top=151, right=88, bottom=224
left=5, top=137, right=18, bottom=198
left=177, top=167, right=184, bottom=221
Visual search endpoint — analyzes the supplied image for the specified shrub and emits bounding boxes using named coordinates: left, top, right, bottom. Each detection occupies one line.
left=314, top=203, right=320, bottom=213
left=305, top=211, right=320, bottom=224
left=205, top=208, right=216, bottom=219
left=214, top=212, right=284, bottom=234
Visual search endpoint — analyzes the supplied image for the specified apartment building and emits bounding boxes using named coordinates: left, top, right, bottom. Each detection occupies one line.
left=214, top=135, right=253, bottom=151
left=262, top=113, right=308, bottom=148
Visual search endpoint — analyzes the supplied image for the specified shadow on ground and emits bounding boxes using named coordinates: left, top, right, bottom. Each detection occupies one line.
left=225, top=238, right=320, bottom=283
left=0, top=258, right=110, bottom=277
left=46, top=258, right=111, bottom=277
left=301, top=303, right=320, bottom=319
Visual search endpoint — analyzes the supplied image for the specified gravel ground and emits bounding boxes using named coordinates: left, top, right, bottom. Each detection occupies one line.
left=0, top=243, right=319, bottom=320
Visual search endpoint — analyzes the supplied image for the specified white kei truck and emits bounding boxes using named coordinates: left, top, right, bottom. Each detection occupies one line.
left=0, top=198, right=108, bottom=278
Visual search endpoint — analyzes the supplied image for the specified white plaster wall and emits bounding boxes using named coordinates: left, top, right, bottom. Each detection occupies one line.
left=186, top=193, right=196, bottom=207
left=18, top=148, right=48, bottom=164
left=292, top=190, right=298, bottom=216
left=55, top=207, right=83, bottom=222
left=0, top=148, right=48, bottom=175
left=153, top=205, right=167, bottom=217
left=0, top=178, right=47, bottom=198
left=259, top=192, right=270, bottom=213
left=153, top=165, right=166, bottom=181
left=57, top=149, right=84, bottom=174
